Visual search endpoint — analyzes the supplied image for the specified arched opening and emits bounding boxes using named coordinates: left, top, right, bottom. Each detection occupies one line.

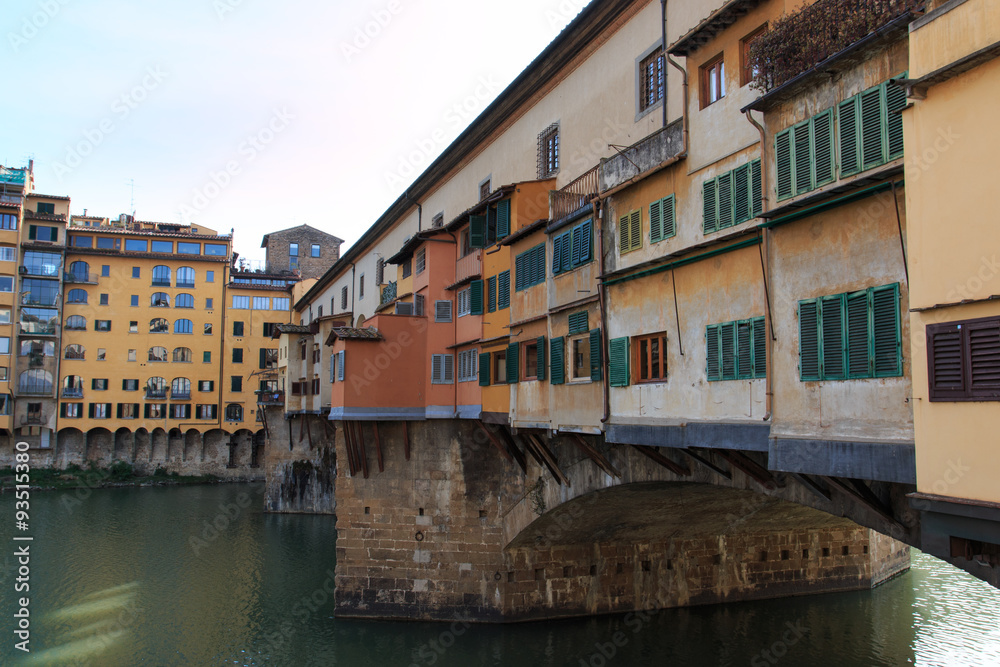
left=150, top=318, right=169, bottom=333
left=65, top=315, right=86, bottom=330
left=152, top=265, right=171, bottom=287
left=64, top=344, right=85, bottom=360
left=151, top=292, right=170, bottom=308
left=176, top=266, right=195, bottom=288
left=62, top=375, right=83, bottom=398
left=67, top=288, right=88, bottom=304
left=175, top=293, right=194, bottom=309
left=69, top=260, right=90, bottom=281
left=148, top=346, right=168, bottom=363
left=18, top=369, right=52, bottom=395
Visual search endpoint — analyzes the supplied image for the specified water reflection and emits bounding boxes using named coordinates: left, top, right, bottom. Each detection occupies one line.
left=0, top=484, right=998, bottom=666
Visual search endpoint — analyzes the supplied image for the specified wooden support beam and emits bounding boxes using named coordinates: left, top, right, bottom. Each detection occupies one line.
left=373, top=421, right=384, bottom=473
left=793, top=473, right=831, bottom=501
left=496, top=426, right=527, bottom=474
left=402, top=420, right=411, bottom=460
left=258, top=405, right=270, bottom=440
left=680, top=448, right=731, bottom=480
left=355, top=421, right=369, bottom=479
left=298, top=415, right=306, bottom=444
left=826, top=476, right=902, bottom=528
left=716, top=450, right=782, bottom=489
left=342, top=420, right=357, bottom=476
left=526, top=434, right=571, bottom=487
left=519, top=432, right=546, bottom=468
left=321, top=417, right=337, bottom=439
left=570, top=433, right=621, bottom=479
left=633, top=445, right=690, bottom=477
left=476, top=420, right=513, bottom=463
left=305, top=416, right=314, bottom=450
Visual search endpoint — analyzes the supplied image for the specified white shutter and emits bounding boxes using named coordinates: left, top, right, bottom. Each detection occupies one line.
left=432, top=354, right=443, bottom=383
left=435, top=300, right=452, bottom=322
left=330, top=353, right=336, bottom=382
left=444, top=354, right=454, bottom=383
left=337, top=350, right=345, bottom=381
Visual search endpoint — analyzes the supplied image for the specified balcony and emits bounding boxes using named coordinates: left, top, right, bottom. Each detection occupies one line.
left=145, top=389, right=167, bottom=400
left=599, top=121, right=684, bottom=193
left=62, top=388, right=83, bottom=398
left=551, top=165, right=599, bottom=222
left=256, top=391, right=285, bottom=406
left=19, top=323, right=57, bottom=336
left=0, top=193, right=22, bottom=209
left=20, top=414, right=44, bottom=426
left=380, top=281, right=397, bottom=306
left=170, top=391, right=191, bottom=400
left=455, top=250, right=482, bottom=284
left=63, top=271, right=99, bottom=285
left=20, top=264, right=61, bottom=278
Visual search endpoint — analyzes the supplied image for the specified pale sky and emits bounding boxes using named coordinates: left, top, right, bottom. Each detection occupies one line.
left=1, top=0, right=588, bottom=264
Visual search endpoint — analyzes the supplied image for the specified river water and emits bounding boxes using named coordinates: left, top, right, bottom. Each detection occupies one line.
left=1, top=483, right=999, bottom=666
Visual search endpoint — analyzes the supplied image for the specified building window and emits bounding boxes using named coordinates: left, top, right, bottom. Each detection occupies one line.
left=618, top=210, right=642, bottom=254
left=431, top=354, right=454, bottom=384
left=149, top=346, right=168, bottom=362
left=359, top=275, right=365, bottom=300
left=638, top=48, right=665, bottom=113
left=118, top=403, right=138, bottom=419
left=341, top=286, right=348, bottom=310
left=701, top=54, right=725, bottom=107
left=233, top=321, right=245, bottom=336
left=552, top=220, right=593, bottom=274
left=95, top=320, right=111, bottom=332
left=537, top=123, right=560, bottom=179
left=207, top=270, right=214, bottom=283
left=524, top=340, right=539, bottom=380
left=101, top=265, right=110, bottom=277
left=175, top=294, right=194, bottom=309
left=273, top=298, right=289, bottom=311
left=90, top=403, right=111, bottom=419
left=493, top=350, right=507, bottom=384
left=414, top=294, right=425, bottom=317
left=128, top=349, right=137, bottom=361
left=151, top=293, right=170, bottom=307
left=65, top=315, right=86, bottom=330
left=457, top=288, right=471, bottom=317
left=290, top=243, right=298, bottom=257
left=225, top=404, right=243, bottom=422
left=571, top=334, right=591, bottom=381
left=458, top=348, right=479, bottom=383
left=635, top=333, right=668, bottom=383
left=798, top=284, right=900, bottom=381
left=204, top=323, right=213, bottom=335
left=174, top=319, right=193, bottom=334
left=253, top=296, right=270, bottom=310
left=260, top=349, right=278, bottom=370
left=28, top=225, right=58, bottom=242
left=231, top=376, right=243, bottom=392
left=649, top=196, right=676, bottom=244
left=61, top=403, right=82, bottom=418
left=706, top=318, right=766, bottom=381
left=416, top=249, right=426, bottom=274
left=515, top=244, right=546, bottom=291
left=479, top=178, right=491, bottom=201
left=199, top=380, right=214, bottom=392
left=741, top=24, right=767, bottom=87
left=171, top=378, right=192, bottom=400
left=232, top=296, right=250, bottom=309
left=130, top=295, right=140, bottom=307
left=132, top=267, right=140, bottom=278
left=67, top=289, right=88, bottom=304
left=311, top=244, right=320, bottom=258
left=0, top=214, right=17, bottom=230
left=434, top=300, right=452, bottom=323
left=92, top=378, right=108, bottom=390
left=432, top=212, right=444, bottom=228
left=206, top=298, right=213, bottom=309
left=144, top=403, right=165, bottom=419
left=152, top=265, right=171, bottom=286
left=123, top=379, right=139, bottom=391
left=775, top=112, right=835, bottom=201
left=176, top=267, right=195, bottom=288
left=927, top=317, right=1000, bottom=401
left=64, top=344, right=85, bottom=360
left=232, top=348, right=243, bottom=363
left=703, top=160, right=762, bottom=234
left=0, top=247, right=12, bottom=262
left=197, top=404, right=217, bottom=420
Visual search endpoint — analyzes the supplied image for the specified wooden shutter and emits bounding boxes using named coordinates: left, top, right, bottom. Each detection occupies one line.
left=799, top=301, right=820, bottom=380
left=470, top=215, right=486, bottom=248
left=487, top=276, right=496, bottom=312
left=629, top=210, right=641, bottom=251
left=736, top=320, right=753, bottom=379
left=259, top=348, right=267, bottom=369
left=574, top=220, right=592, bottom=265
left=734, top=164, right=750, bottom=224
left=479, top=352, right=491, bottom=386
left=650, top=197, right=663, bottom=243
left=752, top=316, right=767, bottom=378
left=662, top=195, right=675, bottom=239
left=720, top=321, right=736, bottom=380
left=514, top=251, right=526, bottom=292
left=506, top=343, right=519, bottom=384
left=706, top=324, right=720, bottom=381
left=775, top=130, right=793, bottom=200
left=846, top=290, right=870, bottom=378
left=968, top=322, right=1000, bottom=394
left=838, top=97, right=860, bottom=176
left=872, top=283, right=901, bottom=377
left=553, top=234, right=566, bottom=274
left=885, top=80, right=906, bottom=159
left=751, top=159, right=762, bottom=217
left=717, top=171, right=733, bottom=229
left=793, top=122, right=811, bottom=194
left=550, top=337, right=565, bottom=385
left=860, top=87, right=884, bottom=169
left=589, top=328, right=602, bottom=381
left=534, top=244, right=546, bottom=284
left=330, top=353, right=335, bottom=382
left=432, top=354, right=443, bottom=383
left=609, top=336, right=629, bottom=387
left=813, top=110, right=835, bottom=186
left=821, top=295, right=845, bottom=379
left=497, top=199, right=511, bottom=239
left=498, top=271, right=510, bottom=309
left=435, top=300, right=453, bottom=322
left=337, top=350, right=345, bottom=382
left=470, top=279, right=484, bottom=315
left=928, top=324, right=964, bottom=399
left=703, top=178, right=718, bottom=233
left=443, top=354, right=454, bottom=383
left=568, top=311, right=588, bottom=335
left=619, top=213, right=631, bottom=254
left=536, top=336, right=546, bottom=381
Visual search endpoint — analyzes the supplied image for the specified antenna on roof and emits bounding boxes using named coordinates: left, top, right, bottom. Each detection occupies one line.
left=126, top=178, right=137, bottom=217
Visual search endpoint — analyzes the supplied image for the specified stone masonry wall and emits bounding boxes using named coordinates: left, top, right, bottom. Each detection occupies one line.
left=262, top=410, right=336, bottom=514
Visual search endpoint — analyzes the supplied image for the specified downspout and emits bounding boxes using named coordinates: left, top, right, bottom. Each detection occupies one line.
left=596, top=199, right=611, bottom=425
left=667, top=54, right=688, bottom=156
left=660, top=0, right=668, bottom=129
left=217, top=258, right=229, bottom=431
left=404, top=190, right=422, bottom=232
left=350, top=262, right=356, bottom=327
left=744, top=108, right=772, bottom=422
left=448, top=232, right=459, bottom=418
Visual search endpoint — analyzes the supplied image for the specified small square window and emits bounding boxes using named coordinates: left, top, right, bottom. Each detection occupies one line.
left=232, top=348, right=243, bottom=363
left=97, top=348, right=106, bottom=361
left=101, top=265, right=110, bottom=277
left=206, top=271, right=214, bottom=283
left=128, top=349, right=136, bottom=362
left=129, top=321, right=138, bottom=333
left=92, top=378, right=108, bottom=390
left=311, top=244, right=320, bottom=257
left=233, top=321, right=244, bottom=336
left=205, top=298, right=213, bottom=309
left=204, top=323, right=213, bottom=335
left=99, top=294, right=109, bottom=306
left=95, top=320, right=111, bottom=332
left=130, top=295, right=139, bottom=307
left=231, top=376, right=242, bottom=392
left=132, top=267, right=140, bottom=279
left=479, top=178, right=491, bottom=202
left=203, top=351, right=211, bottom=363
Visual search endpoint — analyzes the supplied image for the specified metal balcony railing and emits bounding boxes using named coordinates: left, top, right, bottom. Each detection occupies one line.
left=63, top=271, right=100, bottom=284
left=170, top=391, right=191, bottom=400
left=20, top=414, right=44, bottom=425
left=62, top=388, right=83, bottom=398
left=145, top=389, right=167, bottom=399
left=551, top=165, right=599, bottom=221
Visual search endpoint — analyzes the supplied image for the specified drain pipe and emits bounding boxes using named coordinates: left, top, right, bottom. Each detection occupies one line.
left=596, top=199, right=612, bottom=425
left=404, top=190, right=422, bottom=232
left=667, top=54, right=688, bottom=155
left=660, top=0, right=668, bottom=129
left=743, top=108, right=772, bottom=422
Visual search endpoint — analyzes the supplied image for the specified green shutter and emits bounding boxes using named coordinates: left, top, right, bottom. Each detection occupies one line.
left=487, top=276, right=497, bottom=312
left=885, top=80, right=907, bottom=159
left=717, top=171, right=733, bottom=229
left=775, top=129, right=793, bottom=200
left=846, top=290, right=870, bottom=378
left=813, top=110, right=835, bottom=186
left=28, top=225, right=36, bottom=241
left=479, top=352, right=491, bottom=386
left=619, top=213, right=631, bottom=253
left=536, top=336, right=546, bottom=382
left=720, top=321, right=737, bottom=380
left=574, top=220, right=592, bottom=265
left=734, top=164, right=750, bottom=224
left=703, top=179, right=718, bottom=233
left=838, top=97, right=860, bottom=176
left=799, top=300, right=820, bottom=380
left=706, top=324, right=720, bottom=381
left=470, top=279, right=484, bottom=315
left=662, top=195, right=676, bottom=239
left=736, top=320, right=753, bottom=379
left=497, top=199, right=511, bottom=239
left=589, top=328, right=602, bottom=381
left=629, top=210, right=641, bottom=251
left=514, top=251, right=526, bottom=291
left=552, top=234, right=563, bottom=274
left=550, top=337, right=565, bottom=385
left=793, top=121, right=812, bottom=194
left=534, top=244, right=546, bottom=285
left=860, top=87, right=884, bottom=169
left=498, top=271, right=510, bottom=309
left=470, top=215, right=486, bottom=248
left=751, top=159, right=762, bottom=217
left=821, top=295, right=845, bottom=380
left=650, top=198, right=663, bottom=243
left=568, top=311, right=588, bottom=335
left=872, top=283, right=901, bottom=377
left=609, top=337, right=629, bottom=387
left=506, top=342, right=519, bottom=384
left=752, top=316, right=767, bottom=378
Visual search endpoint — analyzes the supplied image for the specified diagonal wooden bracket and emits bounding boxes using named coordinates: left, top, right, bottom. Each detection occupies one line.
left=633, top=445, right=690, bottom=477
left=476, top=420, right=514, bottom=464
left=827, top=476, right=902, bottom=528
left=571, top=434, right=621, bottom=478
left=525, top=433, right=571, bottom=487
left=680, top=448, right=731, bottom=480
left=496, top=426, right=528, bottom=473
left=372, top=421, right=384, bottom=473
left=793, top=472, right=831, bottom=501
left=716, top=450, right=782, bottom=489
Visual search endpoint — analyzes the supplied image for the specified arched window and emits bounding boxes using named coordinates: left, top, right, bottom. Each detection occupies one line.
left=174, top=293, right=194, bottom=309
left=69, top=261, right=90, bottom=282
left=171, top=378, right=191, bottom=399
left=19, top=369, right=52, bottom=394
left=151, top=292, right=170, bottom=308
left=21, top=340, right=54, bottom=357
left=173, top=319, right=193, bottom=334
left=67, top=289, right=88, bottom=304
left=149, top=346, right=168, bottom=362
left=176, top=266, right=195, bottom=288
left=65, top=315, right=86, bottom=330
left=225, top=404, right=243, bottom=422
left=172, top=347, right=192, bottom=363
left=62, top=375, right=83, bottom=397
left=150, top=318, right=169, bottom=333
left=152, top=265, right=171, bottom=287
left=64, top=344, right=85, bottom=360
left=146, top=376, right=166, bottom=399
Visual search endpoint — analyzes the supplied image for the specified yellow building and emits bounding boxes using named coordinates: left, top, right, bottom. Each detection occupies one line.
left=903, top=0, right=1000, bottom=578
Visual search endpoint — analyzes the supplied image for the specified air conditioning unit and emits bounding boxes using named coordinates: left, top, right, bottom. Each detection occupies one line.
left=395, top=302, right=414, bottom=316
